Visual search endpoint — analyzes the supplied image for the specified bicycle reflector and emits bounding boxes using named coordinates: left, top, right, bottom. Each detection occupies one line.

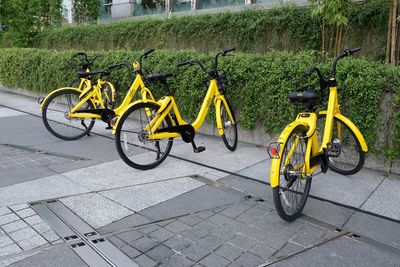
left=268, top=143, right=281, bottom=159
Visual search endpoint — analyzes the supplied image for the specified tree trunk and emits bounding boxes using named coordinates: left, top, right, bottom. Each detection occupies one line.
left=335, top=26, right=340, bottom=56
left=322, top=19, right=325, bottom=52
left=329, top=27, right=334, bottom=55
left=387, top=0, right=393, bottom=64
left=390, top=0, right=398, bottom=65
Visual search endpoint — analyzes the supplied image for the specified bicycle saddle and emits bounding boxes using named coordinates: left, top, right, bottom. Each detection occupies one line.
left=288, top=88, right=320, bottom=104
left=144, top=72, right=173, bottom=82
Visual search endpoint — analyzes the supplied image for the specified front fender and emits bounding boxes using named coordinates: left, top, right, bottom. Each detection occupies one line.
left=40, top=87, right=82, bottom=110
left=270, top=121, right=308, bottom=188
left=319, top=111, right=368, bottom=152
left=111, top=99, right=159, bottom=134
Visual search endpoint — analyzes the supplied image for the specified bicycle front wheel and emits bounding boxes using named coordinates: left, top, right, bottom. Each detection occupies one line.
left=42, top=89, right=95, bottom=140
left=273, top=125, right=311, bottom=222
left=318, top=115, right=365, bottom=175
left=115, top=102, right=173, bottom=170
left=220, top=100, right=238, bottom=151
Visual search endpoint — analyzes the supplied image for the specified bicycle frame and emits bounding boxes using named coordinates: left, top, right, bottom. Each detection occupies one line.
left=270, top=81, right=368, bottom=188
left=137, top=79, right=235, bottom=140
left=40, top=73, right=155, bottom=119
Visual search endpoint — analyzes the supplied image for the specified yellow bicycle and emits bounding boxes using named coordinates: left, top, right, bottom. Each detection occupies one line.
left=40, top=49, right=158, bottom=140
left=268, top=48, right=368, bottom=221
left=113, top=48, right=238, bottom=170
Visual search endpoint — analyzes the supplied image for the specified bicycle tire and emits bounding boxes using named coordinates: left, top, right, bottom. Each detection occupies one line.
left=272, top=124, right=312, bottom=222
left=318, top=114, right=365, bottom=175
left=220, top=100, right=238, bottom=151
left=115, top=102, right=173, bottom=170
left=42, top=89, right=95, bottom=140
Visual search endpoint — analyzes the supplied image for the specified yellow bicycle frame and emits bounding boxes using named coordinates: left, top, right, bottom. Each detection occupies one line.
left=270, top=80, right=368, bottom=188
left=112, top=79, right=235, bottom=138
left=40, top=73, right=155, bottom=120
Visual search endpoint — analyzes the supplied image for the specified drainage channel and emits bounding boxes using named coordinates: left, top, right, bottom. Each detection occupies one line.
left=30, top=199, right=137, bottom=267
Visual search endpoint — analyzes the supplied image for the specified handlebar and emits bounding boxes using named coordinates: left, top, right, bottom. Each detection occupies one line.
left=143, top=49, right=155, bottom=58
left=331, top=47, right=361, bottom=77
left=72, top=52, right=100, bottom=70
left=107, top=62, right=127, bottom=71
left=138, top=48, right=156, bottom=74
left=177, top=47, right=235, bottom=79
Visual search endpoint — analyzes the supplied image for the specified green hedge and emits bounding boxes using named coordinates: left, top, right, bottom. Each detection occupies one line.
left=0, top=48, right=399, bottom=158
left=25, top=1, right=388, bottom=59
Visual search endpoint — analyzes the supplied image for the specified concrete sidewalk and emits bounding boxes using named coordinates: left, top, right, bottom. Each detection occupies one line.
left=0, top=90, right=399, bottom=266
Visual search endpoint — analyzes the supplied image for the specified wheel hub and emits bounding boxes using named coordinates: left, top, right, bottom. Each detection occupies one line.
left=138, top=130, right=149, bottom=142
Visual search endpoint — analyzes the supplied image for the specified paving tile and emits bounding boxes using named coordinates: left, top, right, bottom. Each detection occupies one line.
left=220, top=203, right=251, bottom=219
left=61, top=193, right=133, bottom=229
left=31, top=222, right=52, bottom=234
left=164, top=220, right=190, bottom=234
left=193, top=221, right=219, bottom=234
left=121, top=245, right=141, bottom=259
left=180, top=227, right=208, bottom=241
left=117, top=230, right=143, bottom=243
left=146, top=244, right=175, bottom=263
left=163, top=235, right=193, bottom=251
left=199, top=253, right=230, bottom=267
left=24, top=215, right=43, bottom=226
left=0, top=235, right=14, bottom=248
left=228, top=234, right=257, bottom=251
left=215, top=243, right=244, bottom=261
left=0, top=213, right=19, bottom=225
left=148, top=228, right=175, bottom=242
left=248, top=243, right=276, bottom=259
left=0, top=207, right=11, bottom=216
left=161, top=253, right=194, bottom=267
left=272, top=236, right=400, bottom=267
left=9, top=204, right=29, bottom=212
left=210, top=227, right=237, bottom=242
left=2, top=220, right=28, bottom=233
left=274, top=241, right=304, bottom=258
left=129, top=236, right=158, bottom=253
left=208, top=214, right=235, bottom=226
left=137, top=225, right=159, bottom=235
left=232, top=252, right=264, bottom=267
left=157, top=219, right=175, bottom=227
left=41, top=231, right=59, bottom=242
left=15, top=208, right=35, bottom=218
left=181, top=244, right=211, bottom=262
left=0, top=244, right=22, bottom=257
left=195, top=210, right=216, bottom=219
left=9, top=227, right=37, bottom=242
left=179, top=215, right=204, bottom=227
left=18, top=235, right=47, bottom=250
left=98, top=213, right=152, bottom=235
left=101, top=178, right=203, bottom=212
left=291, top=224, right=331, bottom=247
left=107, top=236, right=126, bottom=248
left=196, top=235, right=225, bottom=251
left=134, top=254, right=157, bottom=267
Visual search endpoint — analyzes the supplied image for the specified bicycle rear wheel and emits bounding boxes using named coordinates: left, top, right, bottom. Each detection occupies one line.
left=115, top=102, right=173, bottom=170
left=220, top=100, right=238, bottom=151
left=42, top=89, right=95, bottom=140
left=318, top=115, right=365, bottom=175
left=272, top=125, right=311, bottom=222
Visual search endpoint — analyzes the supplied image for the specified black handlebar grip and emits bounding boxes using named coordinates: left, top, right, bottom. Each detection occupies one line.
left=144, top=48, right=155, bottom=57
left=223, top=47, right=235, bottom=55
left=303, top=67, right=316, bottom=78
left=177, top=60, right=192, bottom=67
left=349, top=47, right=361, bottom=54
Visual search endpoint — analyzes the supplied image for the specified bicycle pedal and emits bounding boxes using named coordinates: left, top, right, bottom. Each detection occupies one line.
left=325, top=140, right=341, bottom=157
left=105, top=126, right=112, bottom=130
left=193, top=146, right=206, bottom=153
